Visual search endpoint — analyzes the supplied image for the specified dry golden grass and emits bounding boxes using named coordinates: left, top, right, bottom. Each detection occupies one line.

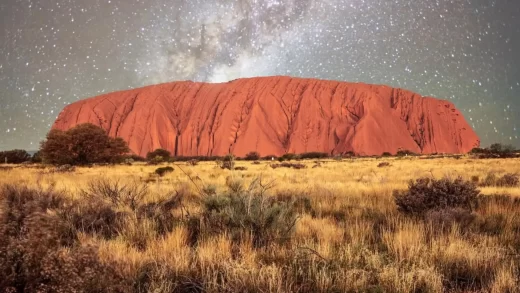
left=1, top=156, right=519, bottom=292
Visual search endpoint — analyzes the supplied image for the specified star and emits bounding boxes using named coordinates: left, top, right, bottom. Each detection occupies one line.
left=0, top=0, right=519, bottom=150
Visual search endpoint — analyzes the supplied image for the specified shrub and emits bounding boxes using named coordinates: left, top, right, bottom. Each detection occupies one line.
left=55, top=164, right=76, bottom=173
left=475, top=213, right=507, bottom=236
left=146, top=148, right=171, bottom=162
left=470, top=143, right=519, bottom=159
left=173, top=155, right=222, bottom=162
left=0, top=149, right=31, bottom=164
left=377, top=162, right=391, bottom=168
left=66, top=198, right=125, bottom=239
left=281, top=153, right=298, bottom=161
left=396, top=150, right=416, bottom=157
left=480, top=173, right=519, bottom=187
left=381, top=152, right=393, bottom=157
left=148, top=155, right=164, bottom=165
left=489, top=143, right=515, bottom=153
left=81, top=178, right=148, bottom=211
left=480, top=172, right=497, bottom=187
left=127, top=154, right=146, bottom=162
left=137, top=191, right=184, bottom=235
left=496, top=173, right=519, bottom=187
left=201, top=178, right=297, bottom=247
left=275, top=191, right=315, bottom=216
left=394, top=177, right=480, bottom=216
left=261, top=155, right=277, bottom=161
left=202, top=184, right=217, bottom=196
left=0, top=184, right=129, bottom=292
left=244, top=151, right=261, bottom=161
left=425, top=207, right=476, bottom=229
left=219, top=154, right=235, bottom=170
left=270, top=162, right=307, bottom=169
left=30, top=151, right=42, bottom=163
left=40, top=124, right=129, bottom=165
left=155, top=166, right=174, bottom=177
left=187, top=159, right=198, bottom=166
left=299, top=152, right=329, bottom=159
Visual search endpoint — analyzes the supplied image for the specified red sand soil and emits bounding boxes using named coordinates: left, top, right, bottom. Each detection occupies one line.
left=52, top=76, right=480, bottom=157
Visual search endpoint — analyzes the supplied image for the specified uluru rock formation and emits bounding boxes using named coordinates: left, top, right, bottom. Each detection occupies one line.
left=52, top=76, right=480, bottom=157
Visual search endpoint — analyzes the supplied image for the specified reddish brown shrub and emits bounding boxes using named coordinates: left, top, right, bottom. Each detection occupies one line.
left=425, top=207, right=476, bottom=230
left=244, top=151, right=261, bottom=161
left=394, top=177, right=480, bottom=216
left=0, top=184, right=130, bottom=292
left=496, top=173, right=519, bottom=187
left=81, top=178, right=148, bottom=211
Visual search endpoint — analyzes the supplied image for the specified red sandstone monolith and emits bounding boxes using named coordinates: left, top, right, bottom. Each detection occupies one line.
left=52, top=76, right=480, bottom=157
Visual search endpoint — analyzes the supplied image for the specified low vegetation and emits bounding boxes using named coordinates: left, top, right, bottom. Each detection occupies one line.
left=471, top=143, right=519, bottom=159
left=270, top=162, right=307, bottom=169
left=0, top=149, right=31, bottom=164
left=155, top=166, right=174, bottom=177
left=1, top=155, right=519, bottom=292
left=394, top=177, right=480, bottom=216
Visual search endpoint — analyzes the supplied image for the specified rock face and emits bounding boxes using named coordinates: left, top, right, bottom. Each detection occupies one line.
left=52, top=76, right=480, bottom=157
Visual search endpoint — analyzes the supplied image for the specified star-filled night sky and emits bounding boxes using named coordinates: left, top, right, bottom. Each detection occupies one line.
left=1, top=0, right=519, bottom=151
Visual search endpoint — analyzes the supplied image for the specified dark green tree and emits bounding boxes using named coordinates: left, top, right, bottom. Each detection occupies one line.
left=146, top=148, right=171, bottom=162
left=0, top=149, right=31, bottom=164
left=40, top=124, right=129, bottom=165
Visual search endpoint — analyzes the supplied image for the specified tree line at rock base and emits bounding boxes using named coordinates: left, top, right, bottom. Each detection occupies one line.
left=0, top=123, right=518, bottom=165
